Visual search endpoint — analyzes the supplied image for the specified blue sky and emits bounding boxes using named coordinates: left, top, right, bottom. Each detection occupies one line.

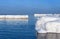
left=0, top=0, right=60, bottom=15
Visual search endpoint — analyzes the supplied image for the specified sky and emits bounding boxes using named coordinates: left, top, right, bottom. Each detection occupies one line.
left=0, top=0, right=60, bottom=15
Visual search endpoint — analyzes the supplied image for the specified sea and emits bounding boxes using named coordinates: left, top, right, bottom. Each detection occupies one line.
left=0, top=18, right=36, bottom=39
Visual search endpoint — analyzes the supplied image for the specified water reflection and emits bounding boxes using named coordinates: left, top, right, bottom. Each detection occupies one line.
left=6, top=20, right=28, bottom=25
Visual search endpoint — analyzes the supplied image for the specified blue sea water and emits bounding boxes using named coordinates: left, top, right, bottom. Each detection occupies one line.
left=0, top=20, right=36, bottom=39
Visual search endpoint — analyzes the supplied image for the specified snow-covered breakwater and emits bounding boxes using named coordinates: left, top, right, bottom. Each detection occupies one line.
left=0, top=15, right=28, bottom=25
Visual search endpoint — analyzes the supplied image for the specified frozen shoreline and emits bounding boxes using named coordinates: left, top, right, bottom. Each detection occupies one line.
left=0, top=15, right=28, bottom=21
